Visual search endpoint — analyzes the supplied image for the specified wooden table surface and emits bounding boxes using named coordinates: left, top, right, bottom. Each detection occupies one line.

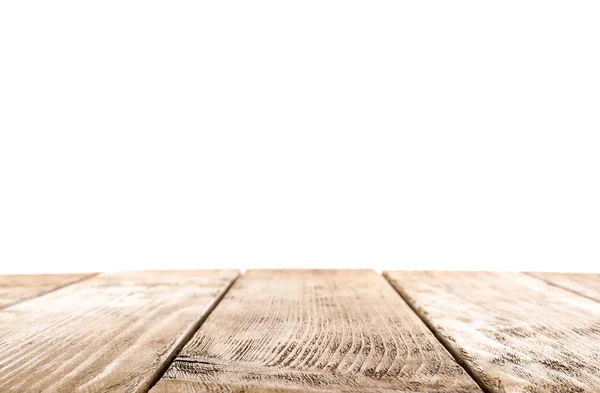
left=0, top=270, right=598, bottom=393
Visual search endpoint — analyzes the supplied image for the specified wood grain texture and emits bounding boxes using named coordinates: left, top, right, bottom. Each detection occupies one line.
left=527, top=272, right=600, bottom=303
left=384, top=271, right=600, bottom=393
left=0, top=273, right=95, bottom=309
left=151, top=269, right=482, bottom=393
left=0, top=269, right=239, bottom=393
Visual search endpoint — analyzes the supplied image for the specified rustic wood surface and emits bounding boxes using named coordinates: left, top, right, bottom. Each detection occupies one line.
left=0, top=273, right=95, bottom=309
left=527, top=272, right=600, bottom=303
left=0, top=270, right=239, bottom=393
left=151, top=269, right=482, bottom=393
left=1, top=270, right=598, bottom=393
left=384, top=271, right=600, bottom=393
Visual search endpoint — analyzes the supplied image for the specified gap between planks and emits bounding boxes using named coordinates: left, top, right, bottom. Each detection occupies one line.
left=524, top=272, right=600, bottom=304
left=382, top=271, right=493, bottom=393
left=0, top=270, right=240, bottom=393
left=0, top=272, right=100, bottom=310
left=143, top=272, right=240, bottom=392
left=384, top=271, right=600, bottom=393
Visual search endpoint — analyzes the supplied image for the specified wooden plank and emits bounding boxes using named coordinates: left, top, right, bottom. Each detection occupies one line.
left=384, top=271, right=600, bottom=393
left=527, top=272, right=600, bottom=303
left=0, top=273, right=95, bottom=309
left=151, top=269, right=482, bottom=393
left=0, top=269, right=239, bottom=393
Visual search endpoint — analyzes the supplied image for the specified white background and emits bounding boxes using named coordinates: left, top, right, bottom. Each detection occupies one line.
left=1, top=1, right=599, bottom=274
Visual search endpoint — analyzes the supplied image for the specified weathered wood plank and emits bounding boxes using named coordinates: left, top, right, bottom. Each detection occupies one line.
left=0, top=273, right=95, bottom=309
left=151, top=269, right=482, bottom=393
left=0, top=270, right=239, bottom=393
left=384, top=271, right=600, bottom=393
left=527, top=272, right=600, bottom=303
